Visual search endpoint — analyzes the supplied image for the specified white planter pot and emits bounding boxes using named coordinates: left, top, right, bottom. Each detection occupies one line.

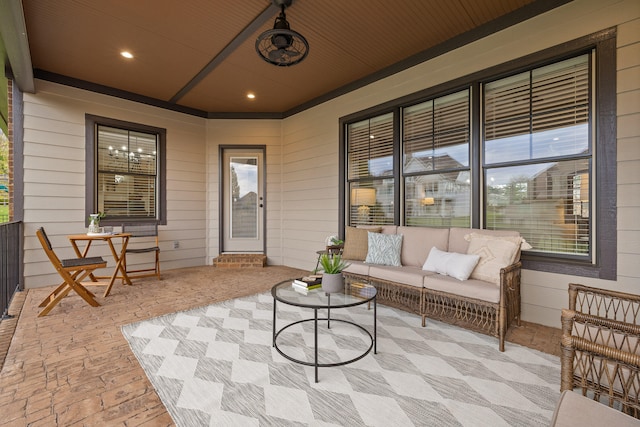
left=321, top=273, right=344, bottom=293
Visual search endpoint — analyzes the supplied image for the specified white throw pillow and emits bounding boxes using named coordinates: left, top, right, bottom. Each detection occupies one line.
left=365, top=232, right=403, bottom=266
left=466, top=235, right=520, bottom=285
left=422, top=247, right=480, bottom=281
left=422, top=247, right=451, bottom=274
left=446, top=252, right=481, bottom=281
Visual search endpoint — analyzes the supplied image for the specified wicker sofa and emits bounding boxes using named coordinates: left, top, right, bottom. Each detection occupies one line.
left=560, top=283, right=640, bottom=418
left=341, top=226, right=523, bottom=351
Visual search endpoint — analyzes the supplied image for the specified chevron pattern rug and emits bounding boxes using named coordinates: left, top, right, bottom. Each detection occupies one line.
left=121, top=291, right=561, bottom=426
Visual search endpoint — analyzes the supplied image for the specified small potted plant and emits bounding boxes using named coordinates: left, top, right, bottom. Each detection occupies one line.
left=318, top=253, right=350, bottom=293
left=325, top=235, right=344, bottom=255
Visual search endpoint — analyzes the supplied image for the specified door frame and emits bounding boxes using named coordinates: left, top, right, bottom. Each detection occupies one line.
left=219, top=145, right=267, bottom=254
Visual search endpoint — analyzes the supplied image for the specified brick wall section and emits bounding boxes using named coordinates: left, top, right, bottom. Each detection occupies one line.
left=212, top=254, right=267, bottom=268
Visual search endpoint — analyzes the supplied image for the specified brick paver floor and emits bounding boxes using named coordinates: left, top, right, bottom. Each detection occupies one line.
left=0, top=265, right=561, bottom=426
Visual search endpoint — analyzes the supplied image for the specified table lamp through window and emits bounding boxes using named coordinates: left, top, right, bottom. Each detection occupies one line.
left=352, top=188, right=376, bottom=223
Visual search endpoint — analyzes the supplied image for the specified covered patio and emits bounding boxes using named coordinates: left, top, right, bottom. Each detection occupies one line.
left=0, top=0, right=638, bottom=423
left=0, top=266, right=561, bottom=425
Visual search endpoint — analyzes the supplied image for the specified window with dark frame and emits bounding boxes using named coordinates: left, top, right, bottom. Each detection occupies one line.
left=97, top=125, right=158, bottom=220
left=403, top=89, right=471, bottom=228
left=483, top=54, right=591, bottom=259
left=341, top=30, right=616, bottom=279
left=86, top=115, right=166, bottom=225
left=347, top=113, right=395, bottom=226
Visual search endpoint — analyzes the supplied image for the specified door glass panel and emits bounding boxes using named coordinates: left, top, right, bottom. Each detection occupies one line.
left=230, top=157, right=258, bottom=238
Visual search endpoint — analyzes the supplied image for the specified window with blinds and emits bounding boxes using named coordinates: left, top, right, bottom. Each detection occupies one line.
left=347, top=113, right=395, bottom=226
left=341, top=32, right=615, bottom=276
left=483, top=54, right=591, bottom=257
left=97, top=125, right=158, bottom=220
left=403, top=90, right=471, bottom=227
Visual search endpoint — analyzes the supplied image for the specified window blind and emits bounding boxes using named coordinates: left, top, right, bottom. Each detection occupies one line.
left=347, top=113, right=394, bottom=225
left=483, top=54, right=591, bottom=257
left=484, top=55, right=590, bottom=164
left=403, top=90, right=471, bottom=227
left=403, top=90, right=470, bottom=172
left=97, top=125, right=158, bottom=219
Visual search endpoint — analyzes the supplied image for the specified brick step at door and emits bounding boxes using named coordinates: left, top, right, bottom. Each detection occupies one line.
left=212, top=254, right=266, bottom=268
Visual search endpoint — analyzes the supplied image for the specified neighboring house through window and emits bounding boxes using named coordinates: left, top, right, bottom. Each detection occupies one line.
left=483, top=54, right=591, bottom=259
left=85, top=115, right=166, bottom=224
left=340, top=29, right=616, bottom=279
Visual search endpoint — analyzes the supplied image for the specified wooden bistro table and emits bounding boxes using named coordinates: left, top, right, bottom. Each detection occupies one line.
left=67, top=232, right=132, bottom=297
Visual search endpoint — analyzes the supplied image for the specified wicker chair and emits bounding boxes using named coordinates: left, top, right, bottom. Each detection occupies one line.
left=560, top=283, right=640, bottom=418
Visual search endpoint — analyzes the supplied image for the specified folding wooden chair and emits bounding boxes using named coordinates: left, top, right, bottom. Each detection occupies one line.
left=36, top=227, right=107, bottom=317
left=121, top=223, right=161, bottom=279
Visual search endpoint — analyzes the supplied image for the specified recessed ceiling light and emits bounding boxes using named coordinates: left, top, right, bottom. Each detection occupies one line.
left=247, top=93, right=256, bottom=99
left=120, top=51, right=134, bottom=59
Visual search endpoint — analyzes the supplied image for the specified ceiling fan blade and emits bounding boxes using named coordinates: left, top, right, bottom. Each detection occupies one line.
left=284, top=48, right=300, bottom=57
left=268, top=49, right=285, bottom=61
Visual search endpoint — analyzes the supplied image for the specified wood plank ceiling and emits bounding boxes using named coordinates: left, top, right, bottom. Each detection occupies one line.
left=19, top=0, right=567, bottom=117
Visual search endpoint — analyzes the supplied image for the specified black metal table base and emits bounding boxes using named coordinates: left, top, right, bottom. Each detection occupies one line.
left=272, top=297, right=377, bottom=383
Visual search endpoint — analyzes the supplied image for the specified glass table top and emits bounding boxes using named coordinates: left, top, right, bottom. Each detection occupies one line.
left=271, top=280, right=376, bottom=309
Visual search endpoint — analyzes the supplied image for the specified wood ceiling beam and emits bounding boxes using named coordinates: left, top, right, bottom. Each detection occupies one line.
left=169, top=3, right=279, bottom=104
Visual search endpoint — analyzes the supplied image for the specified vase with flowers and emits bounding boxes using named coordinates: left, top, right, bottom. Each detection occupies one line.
left=88, top=212, right=105, bottom=234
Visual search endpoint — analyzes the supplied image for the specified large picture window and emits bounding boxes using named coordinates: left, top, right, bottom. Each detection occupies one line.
left=340, top=30, right=616, bottom=279
left=86, top=115, right=166, bottom=224
left=483, top=55, right=591, bottom=259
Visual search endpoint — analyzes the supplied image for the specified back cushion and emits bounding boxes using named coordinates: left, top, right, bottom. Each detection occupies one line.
left=342, top=226, right=382, bottom=261
left=448, top=227, right=520, bottom=254
left=361, top=225, right=397, bottom=235
left=397, top=226, right=450, bottom=267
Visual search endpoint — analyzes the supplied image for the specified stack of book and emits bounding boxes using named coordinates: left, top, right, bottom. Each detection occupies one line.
left=292, top=275, right=323, bottom=293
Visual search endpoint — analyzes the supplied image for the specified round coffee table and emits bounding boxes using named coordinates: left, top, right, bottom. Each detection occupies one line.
left=271, top=280, right=377, bottom=382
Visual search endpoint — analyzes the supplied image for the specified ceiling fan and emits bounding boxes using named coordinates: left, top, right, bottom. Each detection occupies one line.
left=255, top=0, right=309, bottom=67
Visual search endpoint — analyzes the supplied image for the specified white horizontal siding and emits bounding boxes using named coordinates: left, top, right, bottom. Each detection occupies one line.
left=22, top=81, right=207, bottom=288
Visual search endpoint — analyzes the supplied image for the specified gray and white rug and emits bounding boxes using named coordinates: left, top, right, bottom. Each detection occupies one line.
left=121, top=291, right=561, bottom=426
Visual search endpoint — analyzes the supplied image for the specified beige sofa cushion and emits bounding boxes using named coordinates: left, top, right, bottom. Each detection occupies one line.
left=423, top=274, right=500, bottom=303
left=342, top=226, right=381, bottom=261
left=397, top=226, right=449, bottom=268
left=368, top=265, right=435, bottom=288
left=343, top=260, right=370, bottom=276
left=550, top=390, right=640, bottom=427
left=377, top=225, right=398, bottom=235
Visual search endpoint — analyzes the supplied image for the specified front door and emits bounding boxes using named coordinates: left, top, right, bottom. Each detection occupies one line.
left=221, top=147, right=265, bottom=253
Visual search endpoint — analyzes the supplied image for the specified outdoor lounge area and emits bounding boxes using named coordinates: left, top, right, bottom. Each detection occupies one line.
left=0, top=266, right=564, bottom=425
